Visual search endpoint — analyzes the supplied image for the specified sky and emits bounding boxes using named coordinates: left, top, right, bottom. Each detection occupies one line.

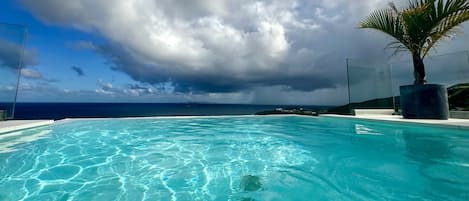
left=0, top=0, right=468, bottom=105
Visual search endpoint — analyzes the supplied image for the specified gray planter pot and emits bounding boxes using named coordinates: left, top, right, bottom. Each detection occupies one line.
left=400, top=84, right=449, bottom=120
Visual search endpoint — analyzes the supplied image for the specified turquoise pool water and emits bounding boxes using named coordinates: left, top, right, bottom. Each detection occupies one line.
left=0, top=116, right=468, bottom=200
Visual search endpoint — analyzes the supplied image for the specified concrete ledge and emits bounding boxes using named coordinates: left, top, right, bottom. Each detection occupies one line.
left=322, top=114, right=469, bottom=130
left=354, top=109, right=394, bottom=116
left=0, top=120, right=54, bottom=134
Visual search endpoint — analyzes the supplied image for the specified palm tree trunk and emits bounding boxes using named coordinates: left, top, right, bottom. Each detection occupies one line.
left=412, top=52, right=426, bottom=85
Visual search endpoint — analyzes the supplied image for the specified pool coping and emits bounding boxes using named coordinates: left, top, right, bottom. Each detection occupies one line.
left=321, top=114, right=469, bottom=130
left=0, top=120, right=55, bottom=134
left=2, top=114, right=467, bottom=134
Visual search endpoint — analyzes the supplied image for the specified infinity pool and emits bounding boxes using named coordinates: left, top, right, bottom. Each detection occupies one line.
left=0, top=116, right=468, bottom=200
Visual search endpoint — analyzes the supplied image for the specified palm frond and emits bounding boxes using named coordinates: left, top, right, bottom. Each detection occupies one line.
left=388, top=2, right=400, bottom=14
left=385, top=41, right=409, bottom=56
left=401, top=1, right=434, bottom=51
left=422, top=0, right=469, bottom=57
left=361, top=0, right=469, bottom=58
left=359, top=8, right=410, bottom=50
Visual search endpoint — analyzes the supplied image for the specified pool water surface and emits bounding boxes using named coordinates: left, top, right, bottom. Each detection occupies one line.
left=0, top=116, right=468, bottom=200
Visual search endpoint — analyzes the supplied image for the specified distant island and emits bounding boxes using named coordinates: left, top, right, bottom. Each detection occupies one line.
left=256, top=83, right=469, bottom=116
left=255, top=107, right=319, bottom=116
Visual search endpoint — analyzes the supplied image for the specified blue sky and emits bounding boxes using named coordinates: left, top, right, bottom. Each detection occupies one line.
left=1, top=0, right=468, bottom=104
left=1, top=1, right=138, bottom=101
left=1, top=1, right=183, bottom=103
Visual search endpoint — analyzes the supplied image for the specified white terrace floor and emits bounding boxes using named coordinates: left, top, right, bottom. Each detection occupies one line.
left=323, top=109, right=469, bottom=130
left=0, top=120, right=54, bottom=134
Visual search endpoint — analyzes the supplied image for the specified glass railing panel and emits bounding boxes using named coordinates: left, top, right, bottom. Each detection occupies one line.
left=346, top=59, right=394, bottom=111
left=0, top=23, right=27, bottom=120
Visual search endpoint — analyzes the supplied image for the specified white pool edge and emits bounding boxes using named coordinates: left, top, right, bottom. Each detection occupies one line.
left=322, top=114, right=469, bottom=130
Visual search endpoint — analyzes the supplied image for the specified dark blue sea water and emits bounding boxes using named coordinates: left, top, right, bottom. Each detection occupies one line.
left=2, top=103, right=328, bottom=120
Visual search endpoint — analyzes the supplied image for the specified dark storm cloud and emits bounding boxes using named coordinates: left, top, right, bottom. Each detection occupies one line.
left=91, top=42, right=339, bottom=93
left=71, top=66, right=85, bottom=76
left=19, top=0, right=469, bottom=104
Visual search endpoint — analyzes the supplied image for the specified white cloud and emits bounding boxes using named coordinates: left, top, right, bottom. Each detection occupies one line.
left=21, top=1, right=371, bottom=74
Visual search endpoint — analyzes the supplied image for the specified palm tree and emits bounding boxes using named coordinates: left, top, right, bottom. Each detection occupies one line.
left=359, top=0, right=469, bottom=85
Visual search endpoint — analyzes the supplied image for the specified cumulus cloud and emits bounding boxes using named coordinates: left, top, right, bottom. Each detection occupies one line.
left=18, top=68, right=60, bottom=83
left=95, top=80, right=116, bottom=95
left=0, top=84, right=15, bottom=92
left=20, top=68, right=42, bottom=79
left=19, top=0, right=469, bottom=104
left=125, top=84, right=155, bottom=96
left=95, top=80, right=160, bottom=97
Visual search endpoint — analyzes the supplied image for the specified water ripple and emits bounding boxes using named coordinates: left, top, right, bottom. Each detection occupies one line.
left=0, top=116, right=468, bottom=200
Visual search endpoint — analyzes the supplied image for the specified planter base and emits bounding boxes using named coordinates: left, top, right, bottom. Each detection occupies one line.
left=400, top=84, right=449, bottom=120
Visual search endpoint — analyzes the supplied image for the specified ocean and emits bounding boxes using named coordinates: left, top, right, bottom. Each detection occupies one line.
left=3, top=103, right=328, bottom=120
